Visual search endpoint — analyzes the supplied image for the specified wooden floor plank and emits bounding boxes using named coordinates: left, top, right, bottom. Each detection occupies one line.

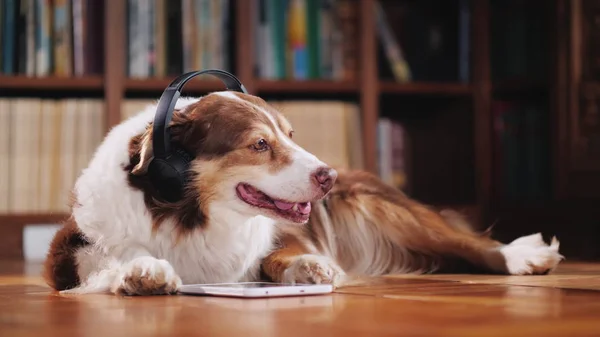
left=2, top=261, right=600, bottom=336
left=377, top=263, right=600, bottom=291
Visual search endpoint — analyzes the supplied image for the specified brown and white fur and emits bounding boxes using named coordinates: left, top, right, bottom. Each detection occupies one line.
left=43, top=92, right=563, bottom=295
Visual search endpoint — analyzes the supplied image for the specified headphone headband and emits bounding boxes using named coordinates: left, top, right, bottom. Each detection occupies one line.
left=152, top=69, right=248, bottom=159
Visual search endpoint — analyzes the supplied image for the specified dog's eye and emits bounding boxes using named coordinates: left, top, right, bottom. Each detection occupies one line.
left=252, top=139, right=269, bottom=152
left=289, top=130, right=294, bottom=138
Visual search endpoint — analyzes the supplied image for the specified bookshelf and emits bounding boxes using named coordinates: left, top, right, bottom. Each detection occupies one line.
left=0, top=76, right=104, bottom=90
left=125, top=77, right=226, bottom=93
left=1, top=0, right=599, bottom=260
left=379, top=82, right=473, bottom=95
left=255, top=80, right=359, bottom=93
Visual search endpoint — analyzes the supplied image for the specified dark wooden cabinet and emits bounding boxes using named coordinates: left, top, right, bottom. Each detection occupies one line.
left=487, top=0, right=600, bottom=260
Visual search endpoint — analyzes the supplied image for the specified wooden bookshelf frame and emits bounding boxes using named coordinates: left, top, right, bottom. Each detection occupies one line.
left=0, top=76, right=104, bottom=90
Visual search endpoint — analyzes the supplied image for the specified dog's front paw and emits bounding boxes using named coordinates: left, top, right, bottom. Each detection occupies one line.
left=282, top=254, right=345, bottom=287
left=112, top=257, right=182, bottom=295
left=499, top=233, right=564, bottom=275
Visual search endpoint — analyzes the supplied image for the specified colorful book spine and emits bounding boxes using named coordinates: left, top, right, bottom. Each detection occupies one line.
left=53, top=0, right=73, bottom=77
left=288, top=0, right=307, bottom=79
left=36, top=0, right=53, bottom=77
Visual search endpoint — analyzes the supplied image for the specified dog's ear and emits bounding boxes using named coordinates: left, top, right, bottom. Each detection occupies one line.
left=131, top=127, right=154, bottom=175
left=130, top=109, right=197, bottom=176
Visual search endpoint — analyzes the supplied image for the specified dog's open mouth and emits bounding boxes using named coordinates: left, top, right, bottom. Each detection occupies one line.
left=236, top=183, right=311, bottom=223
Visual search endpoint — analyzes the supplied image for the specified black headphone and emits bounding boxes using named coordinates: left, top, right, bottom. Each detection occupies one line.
left=146, top=69, right=248, bottom=203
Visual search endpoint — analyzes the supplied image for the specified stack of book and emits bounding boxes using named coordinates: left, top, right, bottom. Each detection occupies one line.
left=0, top=0, right=104, bottom=77
left=0, top=98, right=104, bottom=213
left=253, top=0, right=357, bottom=81
left=126, top=0, right=231, bottom=78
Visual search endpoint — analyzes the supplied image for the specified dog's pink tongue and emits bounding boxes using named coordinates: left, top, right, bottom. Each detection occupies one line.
left=273, top=201, right=312, bottom=215
left=298, top=202, right=311, bottom=215
left=274, top=200, right=295, bottom=210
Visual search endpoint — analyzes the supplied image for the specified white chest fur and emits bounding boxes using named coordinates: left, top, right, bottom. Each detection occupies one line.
left=74, top=190, right=277, bottom=287
left=151, top=212, right=276, bottom=284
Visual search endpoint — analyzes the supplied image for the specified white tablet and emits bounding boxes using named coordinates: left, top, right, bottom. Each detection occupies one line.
left=178, top=282, right=334, bottom=298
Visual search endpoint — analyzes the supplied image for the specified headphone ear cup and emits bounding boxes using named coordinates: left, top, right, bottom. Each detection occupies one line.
left=148, top=159, right=184, bottom=203
left=147, top=148, right=192, bottom=202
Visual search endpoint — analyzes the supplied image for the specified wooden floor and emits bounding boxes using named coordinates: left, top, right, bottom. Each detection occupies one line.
left=2, top=261, right=600, bottom=336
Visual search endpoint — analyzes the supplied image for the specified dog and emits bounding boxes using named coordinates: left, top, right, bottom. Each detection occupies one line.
left=43, top=91, right=563, bottom=295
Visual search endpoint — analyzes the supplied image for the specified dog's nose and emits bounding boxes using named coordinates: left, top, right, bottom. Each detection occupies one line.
left=312, top=167, right=337, bottom=193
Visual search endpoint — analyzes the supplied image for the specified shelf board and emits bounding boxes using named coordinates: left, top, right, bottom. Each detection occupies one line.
left=125, top=77, right=228, bottom=93
left=0, top=213, right=69, bottom=226
left=493, top=78, right=548, bottom=96
left=256, top=79, right=359, bottom=93
left=0, top=76, right=104, bottom=91
left=380, top=81, right=473, bottom=95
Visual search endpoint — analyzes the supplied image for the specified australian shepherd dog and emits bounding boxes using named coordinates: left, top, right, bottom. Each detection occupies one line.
left=43, top=92, right=563, bottom=295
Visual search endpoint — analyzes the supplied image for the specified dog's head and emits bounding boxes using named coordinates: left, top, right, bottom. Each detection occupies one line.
left=128, top=92, right=337, bottom=229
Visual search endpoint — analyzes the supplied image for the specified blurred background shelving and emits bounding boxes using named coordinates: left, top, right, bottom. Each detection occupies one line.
left=1, top=0, right=600, bottom=261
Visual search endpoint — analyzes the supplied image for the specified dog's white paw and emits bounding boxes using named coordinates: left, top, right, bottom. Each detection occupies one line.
left=282, top=254, right=345, bottom=287
left=111, top=256, right=182, bottom=295
left=498, top=233, right=564, bottom=275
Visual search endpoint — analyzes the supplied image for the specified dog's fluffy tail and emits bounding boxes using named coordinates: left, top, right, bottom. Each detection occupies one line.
left=439, top=208, right=494, bottom=238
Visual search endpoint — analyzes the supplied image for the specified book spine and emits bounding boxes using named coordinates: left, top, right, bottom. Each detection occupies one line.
left=306, top=0, right=319, bottom=79
left=147, top=0, right=155, bottom=76
left=0, top=100, right=10, bottom=212
left=72, top=0, right=83, bottom=76
left=154, top=0, right=165, bottom=77
left=36, top=0, right=53, bottom=76
left=318, top=0, right=333, bottom=79
left=0, top=0, right=4, bottom=71
left=256, top=0, right=269, bottom=78
left=273, top=0, right=287, bottom=79
left=210, top=0, right=221, bottom=70
left=288, top=0, right=307, bottom=79
left=137, top=0, right=149, bottom=77
left=53, top=0, right=70, bottom=76
left=16, top=0, right=29, bottom=74
left=26, top=0, right=36, bottom=76
left=190, top=0, right=200, bottom=71
left=201, top=0, right=210, bottom=69
left=458, top=0, right=470, bottom=83
left=337, top=0, right=356, bottom=80
left=373, top=0, right=411, bottom=83
left=191, top=0, right=200, bottom=70
left=221, top=0, right=230, bottom=71
left=391, top=120, right=408, bottom=190
left=165, top=0, right=182, bottom=75
left=84, top=0, right=104, bottom=75
left=3, top=0, right=16, bottom=74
